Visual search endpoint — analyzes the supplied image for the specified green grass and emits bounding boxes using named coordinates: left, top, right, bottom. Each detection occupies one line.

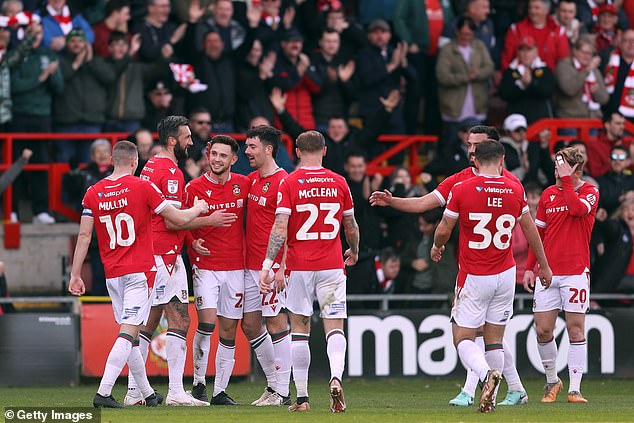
left=1, top=379, right=633, bottom=422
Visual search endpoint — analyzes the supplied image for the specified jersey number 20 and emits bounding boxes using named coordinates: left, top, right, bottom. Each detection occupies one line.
left=468, top=213, right=515, bottom=250
left=99, top=213, right=136, bottom=249
left=296, top=203, right=340, bottom=240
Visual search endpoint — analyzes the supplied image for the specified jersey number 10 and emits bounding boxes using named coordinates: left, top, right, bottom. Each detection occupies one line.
left=99, top=213, right=136, bottom=249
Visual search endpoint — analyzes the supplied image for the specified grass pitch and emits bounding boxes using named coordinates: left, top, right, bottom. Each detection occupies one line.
left=1, top=378, right=633, bottom=422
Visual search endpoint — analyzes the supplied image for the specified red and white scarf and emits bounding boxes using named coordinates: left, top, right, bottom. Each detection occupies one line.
left=262, top=12, right=280, bottom=27
left=574, top=58, right=601, bottom=111
left=604, top=50, right=634, bottom=117
left=375, top=256, right=394, bottom=292
left=0, top=11, right=40, bottom=27
left=169, top=63, right=208, bottom=93
left=47, top=4, right=72, bottom=35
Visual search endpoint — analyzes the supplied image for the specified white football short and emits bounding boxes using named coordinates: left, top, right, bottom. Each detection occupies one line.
left=107, top=271, right=154, bottom=326
left=533, top=273, right=590, bottom=313
left=451, top=266, right=516, bottom=328
left=285, top=269, right=347, bottom=319
left=245, top=269, right=287, bottom=317
left=193, top=268, right=244, bottom=319
left=152, top=254, right=189, bottom=306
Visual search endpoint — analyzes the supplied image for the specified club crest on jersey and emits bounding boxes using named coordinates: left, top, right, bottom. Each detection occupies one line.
left=167, top=180, right=179, bottom=194
left=262, top=181, right=271, bottom=193
left=586, top=193, right=597, bottom=205
left=232, top=184, right=241, bottom=196
left=476, top=186, right=483, bottom=193
left=550, top=195, right=556, bottom=202
left=206, top=190, right=212, bottom=197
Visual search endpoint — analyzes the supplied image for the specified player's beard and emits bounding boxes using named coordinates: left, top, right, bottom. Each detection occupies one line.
left=174, top=143, right=188, bottom=160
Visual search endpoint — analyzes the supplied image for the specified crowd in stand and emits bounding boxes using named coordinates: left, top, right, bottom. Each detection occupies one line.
left=1, top=0, right=634, bottom=302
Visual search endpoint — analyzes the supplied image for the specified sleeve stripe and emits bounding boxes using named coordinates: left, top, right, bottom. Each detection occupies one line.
left=535, top=219, right=547, bottom=228
left=154, top=200, right=169, bottom=214
left=276, top=207, right=292, bottom=215
left=522, top=205, right=530, bottom=214
left=82, top=208, right=93, bottom=217
left=580, top=199, right=591, bottom=214
left=167, top=200, right=182, bottom=209
left=443, top=209, right=459, bottom=219
left=432, top=189, right=446, bottom=206
left=343, top=208, right=355, bottom=216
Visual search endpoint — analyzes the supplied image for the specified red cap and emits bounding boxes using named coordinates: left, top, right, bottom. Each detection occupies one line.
left=519, top=35, right=536, bottom=49
left=598, top=4, right=618, bottom=15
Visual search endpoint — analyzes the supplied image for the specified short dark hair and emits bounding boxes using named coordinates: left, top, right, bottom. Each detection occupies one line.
left=468, top=125, right=500, bottom=141
left=105, top=0, right=129, bottom=18
left=474, top=140, right=505, bottom=165
left=604, top=111, right=625, bottom=124
left=321, top=28, right=339, bottom=39
left=108, top=31, right=128, bottom=45
left=296, top=130, right=325, bottom=153
left=345, top=149, right=366, bottom=163
left=456, top=15, right=476, bottom=32
left=523, top=181, right=542, bottom=196
left=246, top=125, right=282, bottom=158
left=610, top=144, right=628, bottom=155
left=189, top=107, right=211, bottom=119
left=112, top=140, right=138, bottom=166
left=209, top=134, right=239, bottom=155
left=379, top=247, right=400, bottom=264
left=157, top=115, right=189, bottom=147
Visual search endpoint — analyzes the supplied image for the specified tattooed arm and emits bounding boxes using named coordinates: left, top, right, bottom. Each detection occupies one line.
left=260, top=214, right=289, bottom=293
left=342, top=214, right=360, bottom=266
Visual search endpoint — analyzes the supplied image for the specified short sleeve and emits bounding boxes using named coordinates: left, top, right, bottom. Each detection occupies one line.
left=276, top=179, right=292, bottom=215
left=518, top=184, right=530, bottom=217
left=342, top=180, right=354, bottom=216
left=535, top=192, right=547, bottom=229
left=184, top=182, right=194, bottom=208
left=145, top=180, right=169, bottom=214
left=81, top=187, right=94, bottom=218
left=443, top=185, right=460, bottom=219
left=432, top=173, right=457, bottom=206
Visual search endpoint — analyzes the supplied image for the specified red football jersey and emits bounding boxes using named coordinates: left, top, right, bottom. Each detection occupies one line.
left=276, top=167, right=354, bottom=271
left=433, top=167, right=519, bottom=206
left=82, top=175, right=168, bottom=278
left=140, top=156, right=186, bottom=255
left=445, top=174, right=529, bottom=277
left=245, top=168, right=288, bottom=270
left=535, top=180, right=598, bottom=275
left=186, top=172, right=250, bottom=270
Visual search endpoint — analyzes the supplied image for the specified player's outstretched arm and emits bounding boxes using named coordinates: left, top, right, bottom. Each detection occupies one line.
left=160, top=199, right=208, bottom=227
left=342, top=214, right=360, bottom=266
left=165, top=209, right=238, bottom=230
left=431, top=215, right=456, bottom=262
left=519, top=215, right=552, bottom=288
left=69, top=216, right=94, bottom=296
left=369, top=190, right=441, bottom=213
left=260, top=214, right=289, bottom=294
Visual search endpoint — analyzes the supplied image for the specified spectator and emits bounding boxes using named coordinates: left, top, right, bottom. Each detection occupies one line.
left=271, top=87, right=401, bottom=175
left=553, top=0, right=583, bottom=46
left=92, top=0, right=131, bottom=58
left=311, top=29, right=356, bottom=132
left=399, top=208, right=457, bottom=299
left=344, top=151, right=384, bottom=254
left=499, top=35, right=556, bottom=124
left=587, top=111, right=626, bottom=178
left=271, top=28, right=322, bottom=131
left=577, top=0, right=630, bottom=33
left=63, top=138, right=113, bottom=211
left=423, top=117, right=478, bottom=179
left=593, top=198, right=634, bottom=293
left=104, top=31, right=168, bottom=133
left=0, top=21, right=34, bottom=131
left=394, top=0, right=453, bottom=134
left=357, top=0, right=397, bottom=27
left=347, top=247, right=401, bottom=307
left=441, top=0, right=497, bottom=63
left=53, top=29, right=116, bottom=163
left=255, top=0, right=295, bottom=50
left=500, top=113, right=529, bottom=180
left=501, top=0, right=569, bottom=71
left=436, top=16, right=494, bottom=150
left=41, top=0, right=94, bottom=51
left=357, top=19, right=412, bottom=135
left=592, top=5, right=620, bottom=56
left=556, top=36, right=609, bottom=120
left=171, top=0, right=213, bottom=25
left=0, top=148, right=32, bottom=195
left=597, top=144, right=634, bottom=216
left=323, top=7, right=367, bottom=63
left=141, top=78, right=185, bottom=131
left=524, top=127, right=555, bottom=187
left=188, top=107, right=211, bottom=159
left=130, top=127, right=154, bottom=176
left=235, top=39, right=275, bottom=131
left=9, top=23, right=62, bottom=224
left=603, top=29, right=634, bottom=122
left=194, top=0, right=245, bottom=52
left=133, top=0, right=184, bottom=62
left=568, top=139, right=600, bottom=188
